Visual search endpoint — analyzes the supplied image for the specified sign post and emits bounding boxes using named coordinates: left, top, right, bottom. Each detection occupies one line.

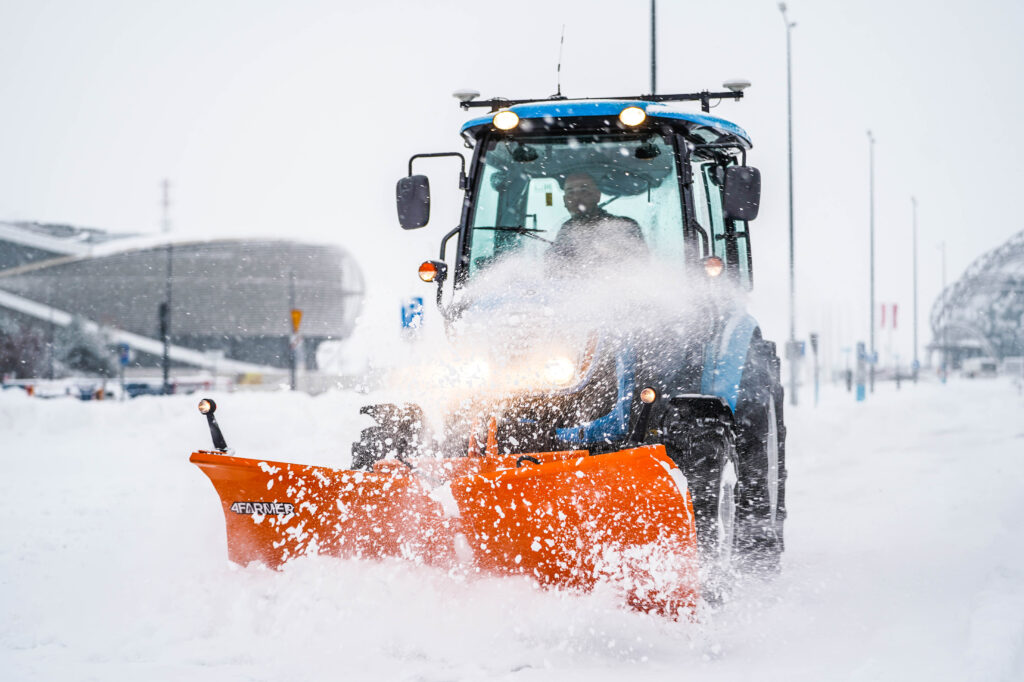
left=809, top=332, right=819, bottom=407
left=117, top=343, right=131, bottom=401
left=290, top=308, right=302, bottom=391
left=855, top=341, right=867, bottom=402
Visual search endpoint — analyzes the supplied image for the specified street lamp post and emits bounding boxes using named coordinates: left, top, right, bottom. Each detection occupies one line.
left=289, top=270, right=297, bottom=391
left=779, top=2, right=798, bottom=406
left=160, top=179, right=172, bottom=395
left=867, top=130, right=876, bottom=393
left=161, top=245, right=173, bottom=394
left=940, top=241, right=948, bottom=383
left=651, top=0, right=657, bottom=94
left=912, top=196, right=919, bottom=382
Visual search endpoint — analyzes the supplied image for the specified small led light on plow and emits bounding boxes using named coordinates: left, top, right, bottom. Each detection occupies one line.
left=418, top=261, right=439, bottom=282
left=198, top=398, right=216, bottom=415
left=704, top=256, right=725, bottom=278
left=618, top=106, right=646, bottom=126
left=640, top=387, right=657, bottom=404
left=492, top=110, right=520, bottom=130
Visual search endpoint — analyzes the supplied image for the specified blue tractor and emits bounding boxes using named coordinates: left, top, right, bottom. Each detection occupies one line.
left=354, top=90, right=787, bottom=573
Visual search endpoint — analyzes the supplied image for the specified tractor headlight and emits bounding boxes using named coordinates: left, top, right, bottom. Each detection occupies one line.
left=542, top=355, right=578, bottom=387
left=456, top=357, right=492, bottom=387
left=507, top=348, right=586, bottom=392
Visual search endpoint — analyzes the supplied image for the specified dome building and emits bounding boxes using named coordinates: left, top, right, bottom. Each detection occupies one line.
left=0, top=222, right=364, bottom=379
left=930, top=229, right=1024, bottom=368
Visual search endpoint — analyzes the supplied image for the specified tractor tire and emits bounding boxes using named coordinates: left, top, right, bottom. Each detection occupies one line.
left=659, top=408, right=740, bottom=576
left=733, top=333, right=787, bottom=573
left=351, top=403, right=429, bottom=470
left=687, top=425, right=739, bottom=571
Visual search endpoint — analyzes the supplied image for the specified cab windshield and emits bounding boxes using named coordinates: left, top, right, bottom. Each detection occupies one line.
left=467, top=132, right=685, bottom=276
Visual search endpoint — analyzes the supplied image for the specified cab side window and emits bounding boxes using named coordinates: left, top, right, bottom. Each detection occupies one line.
left=690, top=158, right=752, bottom=289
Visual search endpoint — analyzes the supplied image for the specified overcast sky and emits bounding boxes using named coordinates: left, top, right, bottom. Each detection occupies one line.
left=1, top=0, right=1021, bottom=369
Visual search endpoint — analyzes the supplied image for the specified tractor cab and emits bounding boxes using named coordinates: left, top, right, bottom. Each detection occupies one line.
left=398, top=93, right=762, bottom=308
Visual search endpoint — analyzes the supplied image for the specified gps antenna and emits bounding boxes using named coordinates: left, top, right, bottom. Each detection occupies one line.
left=555, top=25, right=565, bottom=99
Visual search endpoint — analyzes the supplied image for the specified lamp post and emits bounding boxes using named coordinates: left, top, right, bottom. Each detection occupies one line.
left=160, top=179, right=172, bottom=395
left=289, top=270, right=297, bottom=391
left=867, top=130, right=876, bottom=393
left=912, top=196, right=919, bottom=382
left=779, top=2, right=798, bottom=406
left=939, top=241, right=948, bottom=383
left=651, top=0, right=657, bottom=94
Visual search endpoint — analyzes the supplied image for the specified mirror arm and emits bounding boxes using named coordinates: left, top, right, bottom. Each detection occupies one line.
left=439, top=226, right=460, bottom=261
left=408, top=152, right=467, bottom=189
left=694, top=221, right=711, bottom=257
left=428, top=227, right=460, bottom=314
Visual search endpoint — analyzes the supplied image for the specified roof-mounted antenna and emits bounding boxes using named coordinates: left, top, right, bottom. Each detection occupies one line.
left=554, top=25, right=566, bottom=99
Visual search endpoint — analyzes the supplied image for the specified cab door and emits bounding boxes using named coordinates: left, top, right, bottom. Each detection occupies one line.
left=689, top=156, right=753, bottom=289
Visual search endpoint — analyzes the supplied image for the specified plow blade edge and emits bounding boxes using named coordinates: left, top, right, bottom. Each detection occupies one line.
left=191, top=445, right=699, bottom=614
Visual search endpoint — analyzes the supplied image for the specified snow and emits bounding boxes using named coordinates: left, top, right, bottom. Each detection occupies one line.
left=2, top=378, right=1023, bottom=681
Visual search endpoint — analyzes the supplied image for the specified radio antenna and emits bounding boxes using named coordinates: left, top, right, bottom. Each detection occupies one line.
left=555, top=25, right=565, bottom=98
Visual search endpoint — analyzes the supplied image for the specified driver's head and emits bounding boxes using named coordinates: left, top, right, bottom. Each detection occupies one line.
left=563, top=172, right=601, bottom=217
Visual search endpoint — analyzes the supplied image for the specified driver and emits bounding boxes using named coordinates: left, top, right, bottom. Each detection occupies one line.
left=548, top=172, right=647, bottom=263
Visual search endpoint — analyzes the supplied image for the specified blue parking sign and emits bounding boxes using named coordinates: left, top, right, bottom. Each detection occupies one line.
left=401, top=297, right=424, bottom=330
left=118, top=343, right=132, bottom=366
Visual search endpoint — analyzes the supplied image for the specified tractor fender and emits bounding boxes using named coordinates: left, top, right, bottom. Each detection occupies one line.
left=700, top=311, right=759, bottom=413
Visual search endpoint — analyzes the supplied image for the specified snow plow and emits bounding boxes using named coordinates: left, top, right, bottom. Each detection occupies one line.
left=192, top=434, right=698, bottom=615
left=191, top=88, right=787, bottom=615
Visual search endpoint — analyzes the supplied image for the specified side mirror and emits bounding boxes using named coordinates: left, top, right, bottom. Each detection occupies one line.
left=723, top=166, right=761, bottom=221
left=396, top=175, right=430, bottom=229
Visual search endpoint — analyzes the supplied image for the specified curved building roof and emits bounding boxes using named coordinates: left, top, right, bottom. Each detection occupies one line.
left=931, top=229, right=1024, bottom=359
left=0, top=237, right=364, bottom=341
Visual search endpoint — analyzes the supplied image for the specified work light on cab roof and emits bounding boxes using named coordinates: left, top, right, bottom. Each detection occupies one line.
left=618, top=106, right=646, bottom=126
left=492, top=110, right=519, bottom=130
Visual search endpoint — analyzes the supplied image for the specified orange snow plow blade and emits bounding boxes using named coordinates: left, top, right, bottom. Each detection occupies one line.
left=191, top=444, right=699, bottom=615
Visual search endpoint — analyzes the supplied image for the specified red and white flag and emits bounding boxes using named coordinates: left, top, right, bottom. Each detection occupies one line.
left=880, top=303, right=899, bottom=329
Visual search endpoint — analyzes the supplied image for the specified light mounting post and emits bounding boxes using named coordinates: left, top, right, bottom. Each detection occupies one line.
left=458, top=91, right=744, bottom=113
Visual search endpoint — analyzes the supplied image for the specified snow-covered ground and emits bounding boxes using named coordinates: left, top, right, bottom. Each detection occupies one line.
left=2, top=376, right=1023, bottom=681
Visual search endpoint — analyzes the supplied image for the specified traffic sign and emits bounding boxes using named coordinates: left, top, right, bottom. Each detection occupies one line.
left=401, top=297, right=424, bottom=330
left=117, top=343, right=132, bottom=366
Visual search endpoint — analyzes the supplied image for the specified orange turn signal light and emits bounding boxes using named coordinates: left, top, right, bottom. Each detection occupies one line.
left=418, top=261, right=439, bottom=282
left=639, top=387, right=657, bottom=404
left=704, top=256, right=724, bottom=278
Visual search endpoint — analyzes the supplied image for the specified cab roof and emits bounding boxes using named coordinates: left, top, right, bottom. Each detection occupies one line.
left=460, top=99, right=752, bottom=148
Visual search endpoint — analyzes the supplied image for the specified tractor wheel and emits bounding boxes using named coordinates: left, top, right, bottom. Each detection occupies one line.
left=662, top=414, right=740, bottom=578
left=663, top=418, right=739, bottom=603
left=734, top=334, right=788, bottom=573
left=690, top=425, right=739, bottom=568
left=351, top=403, right=429, bottom=470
